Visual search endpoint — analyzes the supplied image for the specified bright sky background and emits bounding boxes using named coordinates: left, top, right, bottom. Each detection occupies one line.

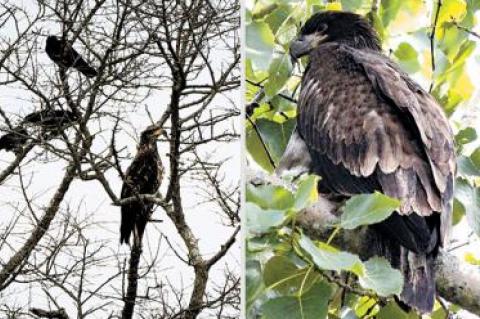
left=0, top=0, right=240, bottom=317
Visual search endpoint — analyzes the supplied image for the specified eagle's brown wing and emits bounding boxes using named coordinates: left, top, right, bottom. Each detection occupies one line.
left=120, top=151, right=163, bottom=244
left=297, top=43, right=455, bottom=245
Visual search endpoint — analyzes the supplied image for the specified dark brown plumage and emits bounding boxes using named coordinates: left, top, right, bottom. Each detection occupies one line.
left=23, top=109, right=79, bottom=129
left=285, top=11, right=455, bottom=313
left=46, top=36, right=98, bottom=78
left=120, top=124, right=164, bottom=245
left=0, top=127, right=28, bottom=153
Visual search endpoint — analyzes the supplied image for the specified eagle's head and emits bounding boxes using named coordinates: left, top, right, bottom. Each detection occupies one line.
left=290, top=11, right=381, bottom=60
left=140, top=124, right=165, bottom=146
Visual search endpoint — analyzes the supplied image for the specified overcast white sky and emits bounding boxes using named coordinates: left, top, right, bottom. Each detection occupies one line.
left=0, top=0, right=240, bottom=317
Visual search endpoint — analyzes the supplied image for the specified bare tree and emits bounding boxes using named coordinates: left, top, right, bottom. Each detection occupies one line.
left=0, top=0, right=240, bottom=318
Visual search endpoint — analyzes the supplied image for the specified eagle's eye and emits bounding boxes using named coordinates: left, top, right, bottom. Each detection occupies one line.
left=317, top=23, right=328, bottom=34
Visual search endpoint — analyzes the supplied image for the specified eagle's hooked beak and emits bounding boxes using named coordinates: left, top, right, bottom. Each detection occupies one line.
left=289, top=33, right=329, bottom=63
left=152, top=127, right=165, bottom=138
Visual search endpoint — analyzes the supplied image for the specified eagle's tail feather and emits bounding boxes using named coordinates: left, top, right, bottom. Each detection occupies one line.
left=120, top=209, right=134, bottom=245
left=398, top=248, right=436, bottom=313
left=369, top=227, right=436, bottom=314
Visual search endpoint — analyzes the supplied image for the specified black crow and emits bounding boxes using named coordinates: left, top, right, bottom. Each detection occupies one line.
left=46, top=36, right=97, bottom=78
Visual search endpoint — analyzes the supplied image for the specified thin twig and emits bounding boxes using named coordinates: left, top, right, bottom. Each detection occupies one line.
left=429, top=0, right=442, bottom=92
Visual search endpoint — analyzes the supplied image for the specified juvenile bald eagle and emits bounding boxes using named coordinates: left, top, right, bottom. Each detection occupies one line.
left=46, top=36, right=98, bottom=78
left=282, top=11, right=455, bottom=313
left=120, top=124, right=164, bottom=245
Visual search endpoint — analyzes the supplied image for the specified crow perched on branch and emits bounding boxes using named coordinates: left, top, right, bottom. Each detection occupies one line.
left=120, top=124, right=164, bottom=246
left=46, top=36, right=98, bottom=78
left=0, top=127, right=28, bottom=153
left=282, top=11, right=455, bottom=313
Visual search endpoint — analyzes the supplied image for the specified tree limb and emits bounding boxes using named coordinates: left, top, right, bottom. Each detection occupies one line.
left=248, top=169, right=480, bottom=316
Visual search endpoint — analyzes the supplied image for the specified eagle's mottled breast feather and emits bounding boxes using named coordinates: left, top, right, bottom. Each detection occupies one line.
left=297, top=43, right=455, bottom=244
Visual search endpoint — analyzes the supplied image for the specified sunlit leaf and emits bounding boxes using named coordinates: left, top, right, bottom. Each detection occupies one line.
left=455, top=127, right=477, bottom=145
left=358, top=257, right=403, bottom=297
left=298, top=234, right=364, bottom=275
left=264, top=53, right=293, bottom=97
left=452, top=198, right=465, bottom=225
left=340, top=192, right=400, bottom=230
left=394, top=42, right=420, bottom=73
left=247, top=118, right=296, bottom=168
left=246, top=184, right=294, bottom=210
left=246, top=202, right=287, bottom=235
left=464, top=252, right=480, bottom=266
left=247, top=21, right=275, bottom=69
left=435, top=0, right=467, bottom=39
left=293, top=175, right=319, bottom=211
left=325, top=2, right=342, bottom=11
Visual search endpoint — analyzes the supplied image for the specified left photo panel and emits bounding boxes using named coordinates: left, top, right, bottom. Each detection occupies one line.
left=0, top=0, right=240, bottom=318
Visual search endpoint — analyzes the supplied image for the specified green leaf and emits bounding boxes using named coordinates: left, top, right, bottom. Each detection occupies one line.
left=246, top=259, right=264, bottom=311
left=246, top=124, right=274, bottom=172
left=471, top=147, right=480, bottom=168
left=377, top=301, right=416, bottom=319
left=247, top=21, right=275, bottom=69
left=269, top=94, right=297, bottom=113
left=464, top=252, right=480, bottom=266
left=264, top=53, right=293, bottom=97
left=435, top=0, right=467, bottom=38
left=248, top=118, right=296, bottom=166
left=264, top=255, right=298, bottom=292
left=354, top=296, right=378, bottom=317
left=262, top=281, right=333, bottom=319
left=394, top=42, right=420, bottom=73
left=454, top=178, right=480, bottom=237
left=263, top=256, right=319, bottom=294
left=455, top=127, right=477, bottom=145
left=264, top=4, right=291, bottom=34
left=380, top=0, right=402, bottom=28
left=246, top=184, right=294, bottom=210
left=246, top=202, right=287, bottom=235
left=457, top=155, right=480, bottom=177
left=452, top=198, right=465, bottom=225
left=358, top=257, right=403, bottom=297
left=341, top=0, right=363, bottom=12
left=293, top=176, right=318, bottom=211
left=298, top=234, right=364, bottom=275
left=340, top=192, right=400, bottom=230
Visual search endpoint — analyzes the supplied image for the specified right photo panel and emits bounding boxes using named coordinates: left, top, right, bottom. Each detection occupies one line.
left=245, top=1, right=480, bottom=318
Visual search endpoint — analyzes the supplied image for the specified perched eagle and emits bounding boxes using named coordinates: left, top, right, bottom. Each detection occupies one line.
left=46, top=36, right=98, bottom=78
left=0, top=127, right=28, bottom=153
left=281, top=11, right=455, bottom=313
left=120, top=124, right=164, bottom=246
left=23, top=109, right=79, bottom=129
